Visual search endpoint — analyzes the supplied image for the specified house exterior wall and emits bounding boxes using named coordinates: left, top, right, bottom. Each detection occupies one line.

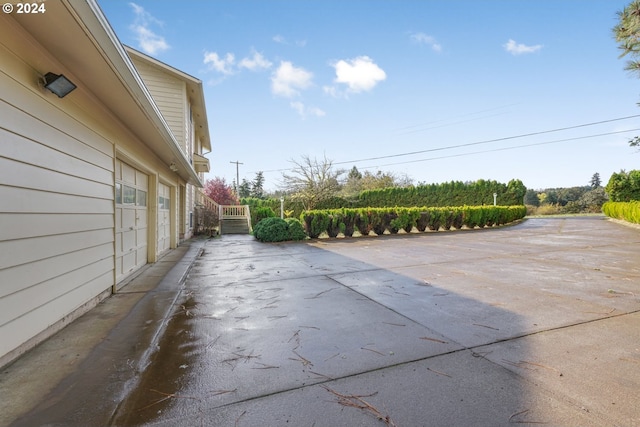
left=130, top=58, right=187, bottom=152
left=127, top=53, right=205, bottom=241
left=0, top=11, right=198, bottom=367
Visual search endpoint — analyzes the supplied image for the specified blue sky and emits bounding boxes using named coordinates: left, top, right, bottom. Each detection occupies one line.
left=98, top=0, right=640, bottom=191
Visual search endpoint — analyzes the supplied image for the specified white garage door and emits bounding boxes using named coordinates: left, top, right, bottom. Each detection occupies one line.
left=157, top=183, right=171, bottom=254
left=115, top=160, right=148, bottom=283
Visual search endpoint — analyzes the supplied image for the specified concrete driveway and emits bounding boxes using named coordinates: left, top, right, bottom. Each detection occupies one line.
left=8, top=216, right=640, bottom=426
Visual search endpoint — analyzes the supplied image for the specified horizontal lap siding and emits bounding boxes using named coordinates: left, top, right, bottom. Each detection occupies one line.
left=132, top=59, right=186, bottom=150
left=0, top=39, right=116, bottom=360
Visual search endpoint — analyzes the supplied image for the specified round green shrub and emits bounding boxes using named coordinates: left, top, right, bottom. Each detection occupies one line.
left=285, top=218, right=307, bottom=241
left=253, top=217, right=290, bottom=242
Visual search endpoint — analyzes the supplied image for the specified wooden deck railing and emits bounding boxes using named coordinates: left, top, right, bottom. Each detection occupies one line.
left=220, top=204, right=252, bottom=233
left=221, top=205, right=248, bottom=218
left=195, top=191, right=252, bottom=234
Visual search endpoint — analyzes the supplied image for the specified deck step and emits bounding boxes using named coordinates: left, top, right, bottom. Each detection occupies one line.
left=221, top=218, right=251, bottom=234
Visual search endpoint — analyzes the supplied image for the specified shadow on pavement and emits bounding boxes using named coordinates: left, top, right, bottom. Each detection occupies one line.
left=111, top=218, right=635, bottom=426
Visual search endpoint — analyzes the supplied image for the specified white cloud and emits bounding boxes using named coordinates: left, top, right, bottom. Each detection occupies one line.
left=238, top=50, right=273, bottom=71
left=331, top=56, right=386, bottom=93
left=322, top=85, right=342, bottom=98
left=203, top=51, right=236, bottom=75
left=503, top=39, right=543, bottom=55
left=128, top=3, right=169, bottom=55
left=272, top=35, right=307, bottom=47
left=290, top=101, right=326, bottom=118
left=410, top=32, right=442, bottom=52
left=271, top=61, right=313, bottom=98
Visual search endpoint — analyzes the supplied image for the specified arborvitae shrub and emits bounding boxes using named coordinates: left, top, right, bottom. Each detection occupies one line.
left=254, top=206, right=276, bottom=226
left=416, top=210, right=430, bottom=232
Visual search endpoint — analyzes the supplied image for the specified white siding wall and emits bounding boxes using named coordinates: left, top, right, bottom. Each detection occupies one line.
left=0, top=19, right=188, bottom=365
left=0, top=37, right=115, bottom=361
left=130, top=59, right=187, bottom=153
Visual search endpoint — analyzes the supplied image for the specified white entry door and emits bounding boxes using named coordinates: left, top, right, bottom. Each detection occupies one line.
left=157, top=183, right=171, bottom=255
left=115, top=160, right=148, bottom=283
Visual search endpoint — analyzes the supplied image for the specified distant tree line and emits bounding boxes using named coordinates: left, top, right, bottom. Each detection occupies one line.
left=524, top=172, right=607, bottom=214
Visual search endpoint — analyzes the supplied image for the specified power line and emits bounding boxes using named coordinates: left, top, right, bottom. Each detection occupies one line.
left=257, top=114, right=640, bottom=174
left=354, top=128, right=640, bottom=171
left=334, top=114, right=640, bottom=166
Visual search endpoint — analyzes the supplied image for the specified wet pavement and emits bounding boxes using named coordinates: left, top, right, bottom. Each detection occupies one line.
left=2, top=216, right=640, bottom=426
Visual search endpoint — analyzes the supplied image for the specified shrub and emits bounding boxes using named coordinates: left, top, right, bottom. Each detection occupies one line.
left=428, top=209, right=442, bottom=231
left=416, top=210, right=430, bottom=232
left=355, top=210, right=372, bottom=236
left=342, top=209, right=357, bottom=237
left=605, top=170, right=640, bottom=202
left=254, top=217, right=308, bottom=242
left=391, top=208, right=419, bottom=233
left=370, top=209, right=387, bottom=235
left=452, top=208, right=464, bottom=229
left=326, top=211, right=343, bottom=238
left=253, top=206, right=276, bottom=227
left=253, top=217, right=290, bottom=242
left=301, top=211, right=330, bottom=238
left=285, top=218, right=307, bottom=240
left=298, top=205, right=526, bottom=239
left=602, top=201, right=640, bottom=224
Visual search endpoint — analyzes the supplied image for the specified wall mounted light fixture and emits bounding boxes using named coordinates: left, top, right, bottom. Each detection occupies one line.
left=43, top=72, right=77, bottom=98
left=169, top=162, right=179, bottom=172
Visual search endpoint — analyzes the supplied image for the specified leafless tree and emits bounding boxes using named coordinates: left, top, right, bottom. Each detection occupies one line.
left=281, top=154, right=344, bottom=210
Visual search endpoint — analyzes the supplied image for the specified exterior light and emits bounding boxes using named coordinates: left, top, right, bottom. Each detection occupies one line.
left=169, top=162, right=179, bottom=172
left=43, top=72, right=76, bottom=98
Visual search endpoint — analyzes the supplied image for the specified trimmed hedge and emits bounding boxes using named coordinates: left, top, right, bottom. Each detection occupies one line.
left=602, top=201, right=640, bottom=224
left=301, top=205, right=526, bottom=238
left=357, top=179, right=526, bottom=208
left=253, top=217, right=307, bottom=242
left=243, top=179, right=526, bottom=223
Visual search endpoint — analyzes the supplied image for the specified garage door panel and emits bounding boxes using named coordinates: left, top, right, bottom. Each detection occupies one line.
left=136, top=171, right=148, bottom=189
left=137, top=228, right=147, bottom=245
left=122, top=230, right=135, bottom=253
left=121, top=208, right=135, bottom=230
left=121, top=163, right=136, bottom=183
left=116, top=160, right=148, bottom=283
left=122, top=252, right=136, bottom=274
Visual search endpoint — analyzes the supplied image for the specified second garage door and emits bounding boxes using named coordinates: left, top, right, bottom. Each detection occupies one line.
left=157, top=183, right=171, bottom=254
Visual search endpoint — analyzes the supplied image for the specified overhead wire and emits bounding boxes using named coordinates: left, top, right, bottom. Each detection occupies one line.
left=354, top=128, right=640, bottom=171
left=255, top=114, right=640, bottom=174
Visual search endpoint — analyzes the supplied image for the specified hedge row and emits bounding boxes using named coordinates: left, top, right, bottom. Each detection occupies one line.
left=602, top=201, right=640, bottom=224
left=242, top=179, right=526, bottom=223
left=357, top=179, right=527, bottom=208
left=300, top=206, right=527, bottom=238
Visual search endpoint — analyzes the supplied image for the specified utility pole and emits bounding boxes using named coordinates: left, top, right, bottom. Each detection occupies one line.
left=230, top=160, right=243, bottom=195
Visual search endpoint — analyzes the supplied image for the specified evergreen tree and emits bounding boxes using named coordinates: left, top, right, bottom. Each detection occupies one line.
left=251, top=171, right=265, bottom=199
left=590, top=172, right=601, bottom=188
left=238, top=178, right=251, bottom=198
left=614, top=1, right=640, bottom=149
